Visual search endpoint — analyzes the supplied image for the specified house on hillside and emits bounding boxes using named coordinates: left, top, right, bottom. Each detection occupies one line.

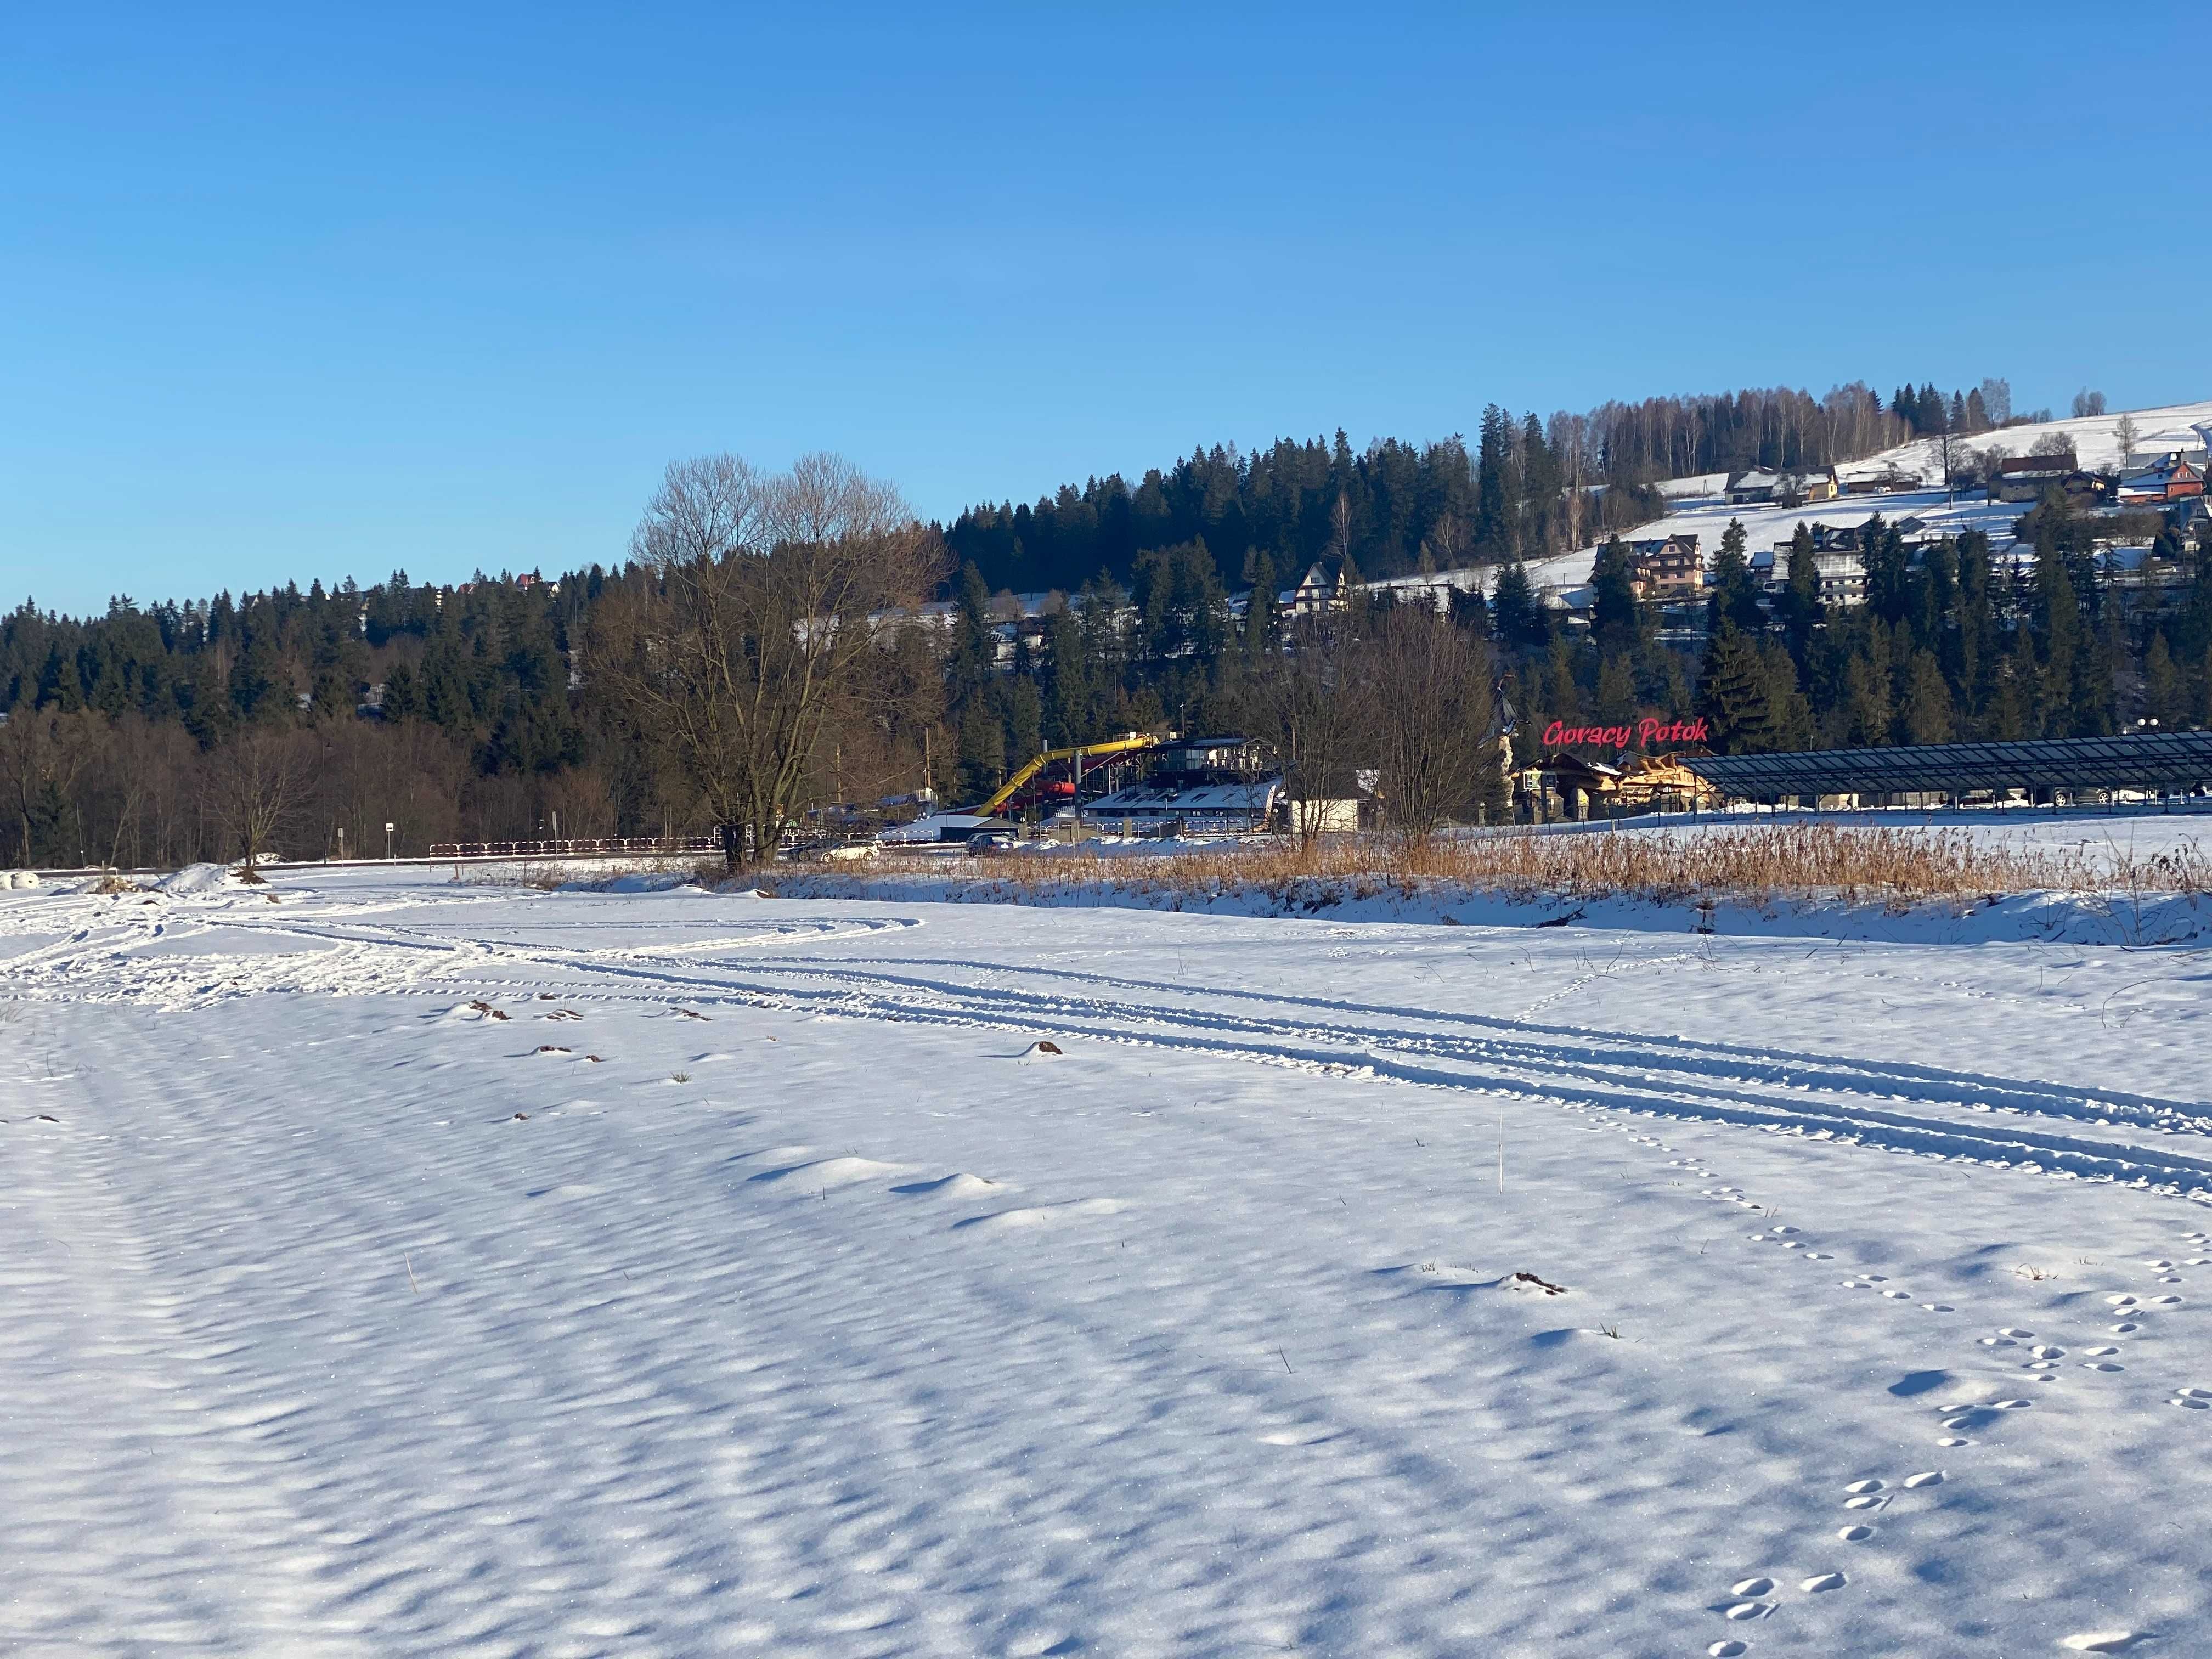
left=1813, top=550, right=1867, bottom=608
left=1724, top=465, right=1838, bottom=505
left=2118, top=453, right=2207, bottom=507
left=1626, top=534, right=1703, bottom=597
left=1788, top=464, right=1841, bottom=503
left=1988, top=452, right=2078, bottom=503
left=1761, top=524, right=1872, bottom=607
left=1283, top=561, right=1348, bottom=617
left=1724, top=469, right=1782, bottom=505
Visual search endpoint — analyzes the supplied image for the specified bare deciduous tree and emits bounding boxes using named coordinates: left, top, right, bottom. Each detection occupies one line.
left=1365, top=605, right=1500, bottom=845
left=313, top=718, right=470, bottom=859
left=2114, top=414, right=2141, bottom=464
left=590, top=453, right=944, bottom=868
left=206, top=725, right=315, bottom=877
left=0, top=708, right=104, bottom=867
left=1254, top=607, right=1376, bottom=845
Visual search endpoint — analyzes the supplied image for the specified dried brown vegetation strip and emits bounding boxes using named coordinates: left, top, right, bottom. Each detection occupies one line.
left=785, top=825, right=2209, bottom=910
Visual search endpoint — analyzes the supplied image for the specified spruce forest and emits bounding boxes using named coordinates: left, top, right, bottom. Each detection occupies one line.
left=4, top=376, right=2209, bottom=870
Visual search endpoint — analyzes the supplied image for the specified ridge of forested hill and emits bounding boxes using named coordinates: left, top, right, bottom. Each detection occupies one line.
left=941, top=379, right=2007, bottom=594
left=1, top=373, right=2075, bottom=867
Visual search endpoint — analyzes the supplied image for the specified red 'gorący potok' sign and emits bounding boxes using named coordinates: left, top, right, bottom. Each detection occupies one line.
left=1542, top=716, right=1709, bottom=749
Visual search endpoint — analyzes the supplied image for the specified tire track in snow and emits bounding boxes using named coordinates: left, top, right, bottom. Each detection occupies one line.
left=18, top=908, right=2212, bottom=1199
left=343, top=936, right=2212, bottom=1198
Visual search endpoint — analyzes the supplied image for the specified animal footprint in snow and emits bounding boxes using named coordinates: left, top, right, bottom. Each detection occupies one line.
left=1730, top=1577, right=1775, bottom=1598
left=1838, top=1524, right=1876, bottom=1541
left=1723, top=1600, right=1771, bottom=1621
left=1800, top=1572, right=1848, bottom=1593
left=1902, top=1471, right=1943, bottom=1488
left=1708, top=1643, right=1750, bottom=1658
left=2170, top=1387, right=2212, bottom=1410
left=2032, top=1345, right=2067, bottom=1359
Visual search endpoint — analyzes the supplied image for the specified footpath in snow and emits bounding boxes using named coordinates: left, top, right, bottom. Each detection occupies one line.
left=2, top=862, right=2209, bottom=1655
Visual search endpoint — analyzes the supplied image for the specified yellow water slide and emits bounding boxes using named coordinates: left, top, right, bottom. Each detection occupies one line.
left=970, top=733, right=1161, bottom=817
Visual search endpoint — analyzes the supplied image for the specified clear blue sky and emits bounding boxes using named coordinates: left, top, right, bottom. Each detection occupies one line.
left=4, top=3, right=2204, bottom=616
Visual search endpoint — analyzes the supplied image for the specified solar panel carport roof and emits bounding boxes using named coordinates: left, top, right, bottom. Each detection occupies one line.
left=1681, top=732, right=2212, bottom=798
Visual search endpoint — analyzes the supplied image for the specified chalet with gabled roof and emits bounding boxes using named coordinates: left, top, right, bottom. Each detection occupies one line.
left=2118, top=453, right=2205, bottom=506
left=1988, top=452, right=2078, bottom=503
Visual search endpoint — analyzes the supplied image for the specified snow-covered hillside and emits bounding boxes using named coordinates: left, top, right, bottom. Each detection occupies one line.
left=1846, top=399, right=2212, bottom=489
left=1482, top=398, right=2212, bottom=605
left=4, top=864, right=2210, bottom=1654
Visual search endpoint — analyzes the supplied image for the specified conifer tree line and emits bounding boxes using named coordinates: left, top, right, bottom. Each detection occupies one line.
left=5, top=374, right=2202, bottom=868
left=944, top=379, right=2003, bottom=597
left=1607, top=496, right=2212, bottom=763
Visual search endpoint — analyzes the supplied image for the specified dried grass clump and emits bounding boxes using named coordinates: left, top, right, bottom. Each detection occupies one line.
left=833, top=823, right=2210, bottom=911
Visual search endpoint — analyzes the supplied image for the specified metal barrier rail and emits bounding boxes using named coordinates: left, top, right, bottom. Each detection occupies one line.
left=425, top=837, right=724, bottom=859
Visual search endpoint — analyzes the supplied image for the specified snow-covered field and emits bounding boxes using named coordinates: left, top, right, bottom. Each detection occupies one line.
left=6, top=865, right=2212, bottom=1655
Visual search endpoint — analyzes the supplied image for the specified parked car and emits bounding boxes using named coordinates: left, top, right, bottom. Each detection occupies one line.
left=966, top=830, right=1019, bottom=856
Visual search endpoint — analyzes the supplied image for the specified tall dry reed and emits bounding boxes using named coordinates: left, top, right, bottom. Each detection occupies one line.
left=815, top=824, right=2209, bottom=910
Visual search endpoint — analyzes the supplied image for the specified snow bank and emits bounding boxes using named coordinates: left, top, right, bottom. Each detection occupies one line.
left=154, top=862, right=234, bottom=894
